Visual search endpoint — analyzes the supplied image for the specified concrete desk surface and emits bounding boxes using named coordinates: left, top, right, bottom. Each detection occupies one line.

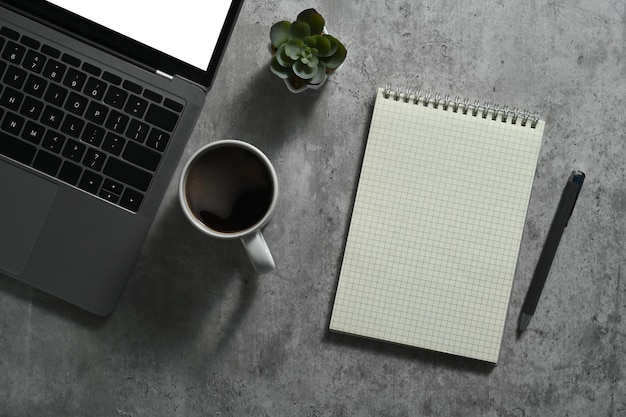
left=1, top=1, right=624, bottom=416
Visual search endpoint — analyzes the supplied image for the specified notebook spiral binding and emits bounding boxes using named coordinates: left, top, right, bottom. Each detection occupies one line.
left=383, top=84, right=540, bottom=128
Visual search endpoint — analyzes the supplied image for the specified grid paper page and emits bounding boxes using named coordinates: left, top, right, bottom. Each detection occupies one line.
left=330, top=88, right=544, bottom=363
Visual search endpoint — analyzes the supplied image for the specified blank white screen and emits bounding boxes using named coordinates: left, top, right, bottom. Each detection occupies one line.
left=48, top=0, right=232, bottom=70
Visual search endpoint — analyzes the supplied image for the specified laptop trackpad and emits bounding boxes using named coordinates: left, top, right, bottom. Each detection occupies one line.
left=0, top=162, right=57, bottom=276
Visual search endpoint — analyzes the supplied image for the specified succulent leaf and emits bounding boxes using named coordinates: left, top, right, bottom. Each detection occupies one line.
left=323, top=36, right=347, bottom=69
left=289, top=20, right=311, bottom=39
left=270, top=55, right=291, bottom=79
left=284, top=39, right=305, bottom=60
left=310, top=61, right=327, bottom=84
left=314, top=35, right=332, bottom=57
left=297, top=9, right=325, bottom=35
left=276, top=44, right=295, bottom=67
left=305, top=54, right=319, bottom=68
left=293, top=60, right=318, bottom=80
left=303, top=36, right=317, bottom=48
left=326, top=36, right=339, bottom=56
left=270, top=21, right=291, bottom=49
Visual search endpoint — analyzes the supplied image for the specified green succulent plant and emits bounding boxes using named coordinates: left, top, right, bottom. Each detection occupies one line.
left=270, top=9, right=347, bottom=90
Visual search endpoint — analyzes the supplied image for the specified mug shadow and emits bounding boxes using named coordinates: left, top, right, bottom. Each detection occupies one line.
left=119, top=67, right=309, bottom=351
left=117, top=195, right=260, bottom=358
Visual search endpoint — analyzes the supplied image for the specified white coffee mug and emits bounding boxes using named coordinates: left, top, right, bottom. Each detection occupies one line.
left=179, top=140, right=278, bottom=274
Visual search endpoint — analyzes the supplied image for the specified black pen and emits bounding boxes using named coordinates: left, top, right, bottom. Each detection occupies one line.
left=518, top=170, right=585, bottom=333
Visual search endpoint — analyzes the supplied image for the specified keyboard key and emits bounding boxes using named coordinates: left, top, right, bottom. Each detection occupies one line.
left=105, top=110, right=128, bottom=133
left=24, top=74, right=48, bottom=98
left=142, top=89, right=162, bottom=103
left=124, top=95, right=148, bottom=118
left=122, top=80, right=142, bottom=94
left=126, top=119, right=149, bottom=142
left=103, top=158, right=152, bottom=191
left=0, top=27, right=20, bottom=40
left=65, top=92, right=88, bottom=116
left=164, top=98, right=184, bottom=112
left=60, top=114, right=85, bottom=137
left=41, top=44, right=61, bottom=59
left=85, top=101, right=108, bottom=125
left=145, top=104, right=178, bottom=132
left=20, top=36, right=40, bottom=50
left=0, top=131, right=36, bottom=164
left=102, top=71, right=121, bottom=85
left=63, top=68, right=87, bottom=91
left=42, top=59, right=66, bottom=82
left=22, top=50, right=46, bottom=73
left=42, top=130, right=65, bottom=153
left=78, top=170, right=103, bottom=194
left=102, top=132, right=125, bottom=155
left=84, top=77, right=107, bottom=100
left=122, top=141, right=161, bottom=171
left=41, top=105, right=64, bottom=129
left=81, top=123, right=105, bottom=146
left=83, top=148, right=106, bottom=171
left=61, top=53, right=80, bottom=67
left=81, top=62, right=101, bottom=76
left=99, top=188, right=120, bottom=204
left=3, top=65, right=27, bottom=88
left=19, top=96, right=43, bottom=119
left=33, top=150, right=62, bottom=176
left=62, top=138, right=86, bottom=162
left=58, top=160, right=82, bottom=185
left=2, top=41, right=25, bottom=65
left=102, top=178, right=123, bottom=195
left=120, top=188, right=143, bottom=212
left=0, top=87, right=24, bottom=111
left=43, top=83, right=68, bottom=107
left=104, top=85, right=128, bottom=108
left=21, top=121, right=45, bottom=144
left=146, top=128, right=170, bottom=152
left=1, top=111, right=25, bottom=135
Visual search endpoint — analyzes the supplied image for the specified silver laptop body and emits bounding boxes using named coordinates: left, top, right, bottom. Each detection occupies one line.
left=0, top=0, right=243, bottom=315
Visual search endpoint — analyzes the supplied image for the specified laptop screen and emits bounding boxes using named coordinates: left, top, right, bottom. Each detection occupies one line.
left=1, top=0, right=243, bottom=88
left=46, top=0, right=232, bottom=71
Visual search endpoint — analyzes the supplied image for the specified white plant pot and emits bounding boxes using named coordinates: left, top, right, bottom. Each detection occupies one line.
left=270, top=27, right=338, bottom=94
left=283, top=76, right=327, bottom=93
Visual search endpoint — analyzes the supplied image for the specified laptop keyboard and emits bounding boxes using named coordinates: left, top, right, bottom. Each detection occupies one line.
left=0, top=25, right=184, bottom=212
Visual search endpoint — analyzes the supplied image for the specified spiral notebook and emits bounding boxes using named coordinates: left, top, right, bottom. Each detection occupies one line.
left=329, top=86, right=544, bottom=363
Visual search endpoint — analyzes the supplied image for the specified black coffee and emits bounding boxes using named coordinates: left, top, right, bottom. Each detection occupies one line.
left=185, top=146, right=273, bottom=233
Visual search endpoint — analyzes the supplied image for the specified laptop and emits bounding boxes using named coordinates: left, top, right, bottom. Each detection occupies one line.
left=0, top=0, right=243, bottom=315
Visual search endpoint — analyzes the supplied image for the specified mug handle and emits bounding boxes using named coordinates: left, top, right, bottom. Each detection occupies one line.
left=240, top=230, right=275, bottom=274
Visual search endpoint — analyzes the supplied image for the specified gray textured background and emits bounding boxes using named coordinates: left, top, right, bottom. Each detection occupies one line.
left=1, top=0, right=625, bottom=416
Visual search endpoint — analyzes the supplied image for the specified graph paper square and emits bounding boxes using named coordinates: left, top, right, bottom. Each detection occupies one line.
left=329, top=88, right=544, bottom=363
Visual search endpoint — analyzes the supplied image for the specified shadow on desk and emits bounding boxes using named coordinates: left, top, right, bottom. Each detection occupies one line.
left=0, top=195, right=260, bottom=360
left=117, top=196, right=260, bottom=357
left=224, top=65, right=327, bottom=152
left=0, top=270, right=109, bottom=328
left=323, top=330, right=495, bottom=375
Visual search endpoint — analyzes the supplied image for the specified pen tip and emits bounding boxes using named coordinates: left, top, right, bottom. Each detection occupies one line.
left=518, top=313, right=532, bottom=333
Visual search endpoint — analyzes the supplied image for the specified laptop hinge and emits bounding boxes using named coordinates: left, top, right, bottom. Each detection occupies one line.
left=156, top=70, right=207, bottom=92
left=155, top=69, right=174, bottom=80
